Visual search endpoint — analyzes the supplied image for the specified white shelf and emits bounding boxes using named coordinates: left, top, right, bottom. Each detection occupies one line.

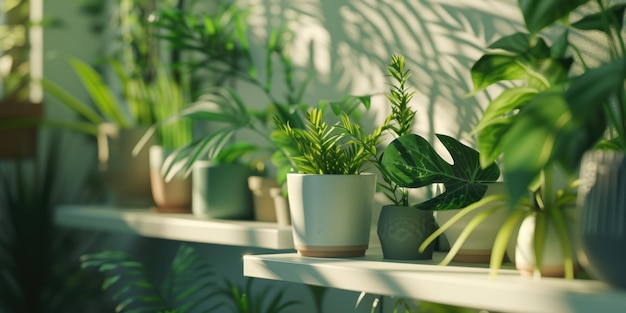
left=244, top=251, right=626, bottom=313
left=56, top=205, right=294, bottom=250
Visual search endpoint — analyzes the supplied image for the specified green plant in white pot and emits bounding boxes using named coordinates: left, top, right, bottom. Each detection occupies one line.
left=460, top=0, right=626, bottom=279
left=272, top=105, right=383, bottom=257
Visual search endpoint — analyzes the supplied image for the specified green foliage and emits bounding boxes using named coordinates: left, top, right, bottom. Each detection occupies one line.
left=0, top=133, right=107, bottom=312
left=218, top=278, right=299, bottom=313
left=81, top=245, right=222, bottom=313
left=469, top=0, right=626, bottom=205
left=272, top=106, right=382, bottom=175
left=376, top=54, right=417, bottom=205
left=81, top=245, right=298, bottom=313
left=381, top=134, right=500, bottom=211
left=153, top=3, right=255, bottom=91
left=141, top=8, right=311, bottom=185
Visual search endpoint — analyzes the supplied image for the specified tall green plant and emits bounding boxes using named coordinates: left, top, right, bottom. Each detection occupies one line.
left=375, top=55, right=416, bottom=206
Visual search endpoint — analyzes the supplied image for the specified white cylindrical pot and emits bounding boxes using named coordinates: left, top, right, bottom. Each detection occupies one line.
left=435, top=182, right=509, bottom=263
left=287, top=173, right=376, bottom=257
left=515, top=212, right=578, bottom=277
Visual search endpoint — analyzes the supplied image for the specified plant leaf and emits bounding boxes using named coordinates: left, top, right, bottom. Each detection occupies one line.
left=519, top=0, right=589, bottom=34
left=470, top=54, right=526, bottom=93
left=381, top=134, right=500, bottom=211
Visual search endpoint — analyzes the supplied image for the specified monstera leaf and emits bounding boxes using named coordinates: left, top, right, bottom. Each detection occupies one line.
left=381, top=134, right=500, bottom=211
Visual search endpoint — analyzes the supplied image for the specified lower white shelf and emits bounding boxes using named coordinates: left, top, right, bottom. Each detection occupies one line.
left=243, top=251, right=626, bottom=313
left=55, top=205, right=294, bottom=250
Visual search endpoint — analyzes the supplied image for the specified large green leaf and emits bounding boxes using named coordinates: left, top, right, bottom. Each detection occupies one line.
left=69, top=58, right=131, bottom=128
left=470, top=54, right=527, bottom=92
left=477, top=117, right=513, bottom=168
left=519, top=0, right=590, bottom=34
left=500, top=85, right=599, bottom=204
left=381, top=134, right=500, bottom=211
left=472, top=87, right=538, bottom=133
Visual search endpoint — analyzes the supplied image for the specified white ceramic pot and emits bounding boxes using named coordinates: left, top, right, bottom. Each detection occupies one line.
left=435, top=182, right=509, bottom=263
left=149, top=145, right=191, bottom=213
left=287, top=173, right=376, bottom=257
left=515, top=211, right=578, bottom=277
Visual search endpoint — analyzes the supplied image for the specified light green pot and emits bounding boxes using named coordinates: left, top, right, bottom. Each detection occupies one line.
left=192, top=162, right=253, bottom=219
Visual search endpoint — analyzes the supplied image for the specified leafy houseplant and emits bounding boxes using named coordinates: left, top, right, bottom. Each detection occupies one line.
left=272, top=105, right=382, bottom=257
left=462, top=0, right=626, bottom=278
left=367, top=55, right=502, bottom=264
left=81, top=245, right=298, bottom=313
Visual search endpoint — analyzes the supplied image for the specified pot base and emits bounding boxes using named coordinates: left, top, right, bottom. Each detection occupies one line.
left=296, top=244, right=368, bottom=258
left=452, top=249, right=492, bottom=263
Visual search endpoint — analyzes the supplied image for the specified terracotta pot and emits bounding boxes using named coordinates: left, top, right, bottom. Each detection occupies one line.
left=149, top=145, right=191, bottom=213
left=287, top=173, right=376, bottom=257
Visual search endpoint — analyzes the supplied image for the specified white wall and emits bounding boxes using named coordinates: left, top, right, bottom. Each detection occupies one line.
left=42, top=0, right=525, bottom=312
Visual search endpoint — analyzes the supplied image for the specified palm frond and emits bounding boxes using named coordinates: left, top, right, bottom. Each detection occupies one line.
left=81, top=251, right=168, bottom=313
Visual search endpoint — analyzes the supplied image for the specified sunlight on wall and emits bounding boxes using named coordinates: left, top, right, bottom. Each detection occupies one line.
left=243, top=0, right=524, bottom=146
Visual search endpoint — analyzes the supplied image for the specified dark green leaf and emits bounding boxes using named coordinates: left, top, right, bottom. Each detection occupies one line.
left=381, top=134, right=500, bottom=211
left=487, top=32, right=532, bottom=54
left=519, top=0, right=589, bottom=33
left=470, top=54, right=527, bottom=92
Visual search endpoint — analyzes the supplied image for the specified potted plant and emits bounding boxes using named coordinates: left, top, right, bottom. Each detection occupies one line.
left=272, top=105, right=382, bottom=257
left=372, top=55, right=439, bottom=260
left=451, top=0, right=626, bottom=279
left=135, top=20, right=313, bottom=222
left=380, top=131, right=502, bottom=263
left=144, top=65, right=193, bottom=213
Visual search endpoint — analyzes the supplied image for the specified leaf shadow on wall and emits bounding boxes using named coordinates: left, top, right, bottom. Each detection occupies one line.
left=247, top=0, right=524, bottom=146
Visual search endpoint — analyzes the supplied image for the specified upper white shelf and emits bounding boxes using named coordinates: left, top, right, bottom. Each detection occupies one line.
left=244, top=251, right=626, bottom=313
left=55, top=205, right=294, bottom=250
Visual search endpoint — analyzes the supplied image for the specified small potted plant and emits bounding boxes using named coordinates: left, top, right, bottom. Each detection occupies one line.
left=272, top=105, right=383, bottom=257
left=373, top=55, right=439, bottom=260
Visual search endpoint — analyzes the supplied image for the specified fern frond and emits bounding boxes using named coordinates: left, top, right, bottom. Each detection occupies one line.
left=81, top=251, right=167, bottom=313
